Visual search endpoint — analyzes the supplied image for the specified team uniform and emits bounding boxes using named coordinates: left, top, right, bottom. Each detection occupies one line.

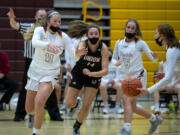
left=25, top=26, right=77, bottom=91
left=65, top=37, right=87, bottom=76
left=101, top=62, right=117, bottom=83
left=148, top=47, right=180, bottom=93
left=69, top=40, right=103, bottom=90
left=112, top=38, right=156, bottom=88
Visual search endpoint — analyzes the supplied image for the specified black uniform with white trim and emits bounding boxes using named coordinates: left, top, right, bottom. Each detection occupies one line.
left=70, top=39, right=102, bottom=89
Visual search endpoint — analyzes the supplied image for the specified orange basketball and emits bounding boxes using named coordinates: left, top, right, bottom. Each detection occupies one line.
left=121, top=77, right=142, bottom=97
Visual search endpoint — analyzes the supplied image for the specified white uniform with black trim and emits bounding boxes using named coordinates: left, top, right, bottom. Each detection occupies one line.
left=112, top=38, right=156, bottom=88
left=148, top=47, right=180, bottom=93
left=101, top=62, right=117, bottom=83
left=25, top=27, right=77, bottom=91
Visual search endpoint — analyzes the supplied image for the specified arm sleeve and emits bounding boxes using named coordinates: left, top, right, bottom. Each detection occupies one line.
left=148, top=48, right=178, bottom=93
left=63, top=33, right=79, bottom=61
left=111, top=40, right=120, bottom=65
left=64, top=50, right=72, bottom=67
left=140, top=40, right=157, bottom=62
left=32, top=27, right=49, bottom=49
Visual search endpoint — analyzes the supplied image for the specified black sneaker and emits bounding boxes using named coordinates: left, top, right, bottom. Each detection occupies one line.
left=32, top=133, right=39, bottom=135
left=0, top=103, right=4, bottom=111
left=13, top=116, right=24, bottom=121
left=72, top=128, right=80, bottom=135
left=51, top=116, right=64, bottom=121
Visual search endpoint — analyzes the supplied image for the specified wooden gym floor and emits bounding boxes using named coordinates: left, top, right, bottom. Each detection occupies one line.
left=0, top=102, right=180, bottom=135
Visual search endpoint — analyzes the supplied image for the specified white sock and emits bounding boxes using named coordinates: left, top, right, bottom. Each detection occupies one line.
left=116, top=102, right=120, bottom=108
left=104, top=101, right=108, bottom=106
left=150, top=114, right=156, bottom=122
left=33, top=128, right=39, bottom=135
left=154, top=103, right=159, bottom=108
left=124, top=123, right=131, bottom=131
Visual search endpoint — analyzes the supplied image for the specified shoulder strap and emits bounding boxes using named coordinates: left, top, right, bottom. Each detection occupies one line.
left=57, top=30, right=62, bottom=39
left=43, top=26, right=47, bottom=33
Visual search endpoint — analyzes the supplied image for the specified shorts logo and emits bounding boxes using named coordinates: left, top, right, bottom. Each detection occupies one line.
left=91, top=80, right=97, bottom=84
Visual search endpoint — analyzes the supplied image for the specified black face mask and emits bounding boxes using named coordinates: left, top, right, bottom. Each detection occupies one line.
left=125, top=32, right=136, bottom=39
left=155, top=37, right=163, bottom=46
left=109, top=56, right=112, bottom=61
left=50, top=26, right=60, bottom=32
left=88, top=37, right=99, bottom=45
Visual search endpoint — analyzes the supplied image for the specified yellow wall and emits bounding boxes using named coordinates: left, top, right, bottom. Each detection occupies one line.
left=110, top=0, right=180, bottom=87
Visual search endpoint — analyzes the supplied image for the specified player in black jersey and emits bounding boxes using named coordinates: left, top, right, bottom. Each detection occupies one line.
left=65, top=21, right=109, bottom=135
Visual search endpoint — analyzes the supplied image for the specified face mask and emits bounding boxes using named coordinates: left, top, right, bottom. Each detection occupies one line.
left=109, top=56, right=112, bottom=61
left=50, top=25, right=60, bottom=32
left=88, top=37, right=99, bottom=45
left=155, top=37, right=163, bottom=46
left=125, top=32, right=136, bottom=39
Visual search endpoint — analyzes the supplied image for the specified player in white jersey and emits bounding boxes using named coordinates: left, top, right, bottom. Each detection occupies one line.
left=100, top=48, right=124, bottom=114
left=112, top=19, right=162, bottom=135
left=139, top=24, right=180, bottom=109
left=151, top=61, right=178, bottom=113
left=25, top=10, right=87, bottom=135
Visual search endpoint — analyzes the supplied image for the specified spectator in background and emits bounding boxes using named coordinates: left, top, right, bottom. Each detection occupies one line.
left=7, top=8, right=63, bottom=122
left=100, top=48, right=124, bottom=114
left=0, top=49, right=19, bottom=111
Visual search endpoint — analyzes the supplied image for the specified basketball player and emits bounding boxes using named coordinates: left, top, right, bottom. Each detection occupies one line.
left=61, top=36, right=87, bottom=112
left=7, top=8, right=64, bottom=123
left=65, top=21, right=109, bottom=135
left=139, top=24, right=180, bottom=110
left=112, top=19, right=163, bottom=135
left=100, top=48, right=124, bottom=114
left=25, top=10, right=87, bottom=135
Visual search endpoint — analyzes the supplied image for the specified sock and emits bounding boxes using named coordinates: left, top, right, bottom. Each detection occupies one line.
left=150, top=114, right=156, bottom=122
left=124, top=123, right=131, bottom=131
left=116, top=102, right=121, bottom=108
left=104, top=101, right=108, bottom=106
left=73, top=120, right=82, bottom=130
left=33, top=128, right=39, bottom=135
left=154, top=103, right=159, bottom=108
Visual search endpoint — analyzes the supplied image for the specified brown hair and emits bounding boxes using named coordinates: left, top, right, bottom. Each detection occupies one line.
left=157, top=24, right=180, bottom=49
left=125, top=19, right=143, bottom=37
left=67, top=20, right=100, bottom=38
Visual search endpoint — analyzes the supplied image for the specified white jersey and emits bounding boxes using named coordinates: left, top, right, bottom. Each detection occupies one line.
left=161, top=61, right=176, bottom=87
left=101, top=62, right=117, bottom=83
left=112, top=38, right=156, bottom=75
left=28, top=26, right=76, bottom=81
left=148, top=47, right=180, bottom=93
left=65, top=37, right=87, bottom=68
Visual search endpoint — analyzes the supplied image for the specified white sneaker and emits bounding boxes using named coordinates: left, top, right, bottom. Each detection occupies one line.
left=116, top=107, right=124, bottom=114
left=26, top=114, right=34, bottom=128
left=118, top=128, right=131, bottom=135
left=149, top=115, right=163, bottom=134
left=103, top=105, right=109, bottom=114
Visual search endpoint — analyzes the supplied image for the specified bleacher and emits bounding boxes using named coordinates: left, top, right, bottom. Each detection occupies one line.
left=110, top=0, right=180, bottom=87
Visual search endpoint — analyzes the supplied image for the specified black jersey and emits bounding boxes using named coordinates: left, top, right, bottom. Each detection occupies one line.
left=72, top=39, right=102, bottom=75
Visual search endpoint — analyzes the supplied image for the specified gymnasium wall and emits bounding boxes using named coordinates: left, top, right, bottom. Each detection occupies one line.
left=0, top=0, right=53, bottom=90
left=110, top=0, right=180, bottom=87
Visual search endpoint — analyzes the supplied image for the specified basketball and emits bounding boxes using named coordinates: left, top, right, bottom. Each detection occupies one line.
left=121, top=77, right=142, bottom=97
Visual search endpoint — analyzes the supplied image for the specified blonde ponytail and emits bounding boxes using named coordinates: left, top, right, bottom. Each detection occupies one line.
left=24, top=17, right=46, bottom=41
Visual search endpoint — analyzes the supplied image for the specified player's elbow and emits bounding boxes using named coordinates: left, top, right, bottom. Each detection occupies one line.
left=102, top=68, right=108, bottom=76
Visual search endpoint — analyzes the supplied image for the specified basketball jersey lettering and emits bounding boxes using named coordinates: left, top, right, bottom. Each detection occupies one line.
left=45, top=53, right=54, bottom=63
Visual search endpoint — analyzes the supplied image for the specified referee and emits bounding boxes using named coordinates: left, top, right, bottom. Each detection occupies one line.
left=7, top=8, right=63, bottom=121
